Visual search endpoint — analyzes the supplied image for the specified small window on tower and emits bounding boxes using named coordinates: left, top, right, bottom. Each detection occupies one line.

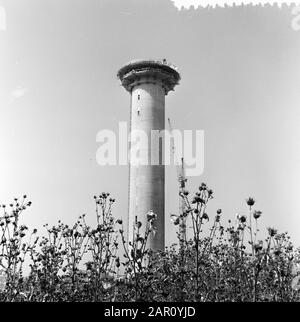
left=138, top=94, right=140, bottom=100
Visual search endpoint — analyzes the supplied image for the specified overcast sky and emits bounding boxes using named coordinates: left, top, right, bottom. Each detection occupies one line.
left=0, top=0, right=299, bottom=246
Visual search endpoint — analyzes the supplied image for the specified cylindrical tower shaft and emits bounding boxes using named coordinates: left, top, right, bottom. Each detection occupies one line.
left=129, top=83, right=165, bottom=250
left=117, top=59, right=180, bottom=251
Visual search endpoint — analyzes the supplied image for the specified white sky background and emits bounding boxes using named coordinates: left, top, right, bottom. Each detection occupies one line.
left=0, top=0, right=300, bottom=246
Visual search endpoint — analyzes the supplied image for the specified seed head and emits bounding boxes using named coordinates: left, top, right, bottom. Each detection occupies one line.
left=268, top=227, right=277, bottom=237
left=201, top=213, right=209, bottom=221
left=253, top=210, right=262, bottom=220
left=246, top=197, right=255, bottom=207
left=146, top=211, right=157, bottom=221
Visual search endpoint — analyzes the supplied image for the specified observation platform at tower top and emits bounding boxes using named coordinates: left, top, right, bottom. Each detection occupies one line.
left=117, top=59, right=181, bottom=94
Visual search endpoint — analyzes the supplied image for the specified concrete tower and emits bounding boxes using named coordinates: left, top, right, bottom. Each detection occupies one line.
left=117, top=59, right=180, bottom=250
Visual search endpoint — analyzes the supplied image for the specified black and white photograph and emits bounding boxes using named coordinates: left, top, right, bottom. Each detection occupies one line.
left=0, top=0, right=300, bottom=309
